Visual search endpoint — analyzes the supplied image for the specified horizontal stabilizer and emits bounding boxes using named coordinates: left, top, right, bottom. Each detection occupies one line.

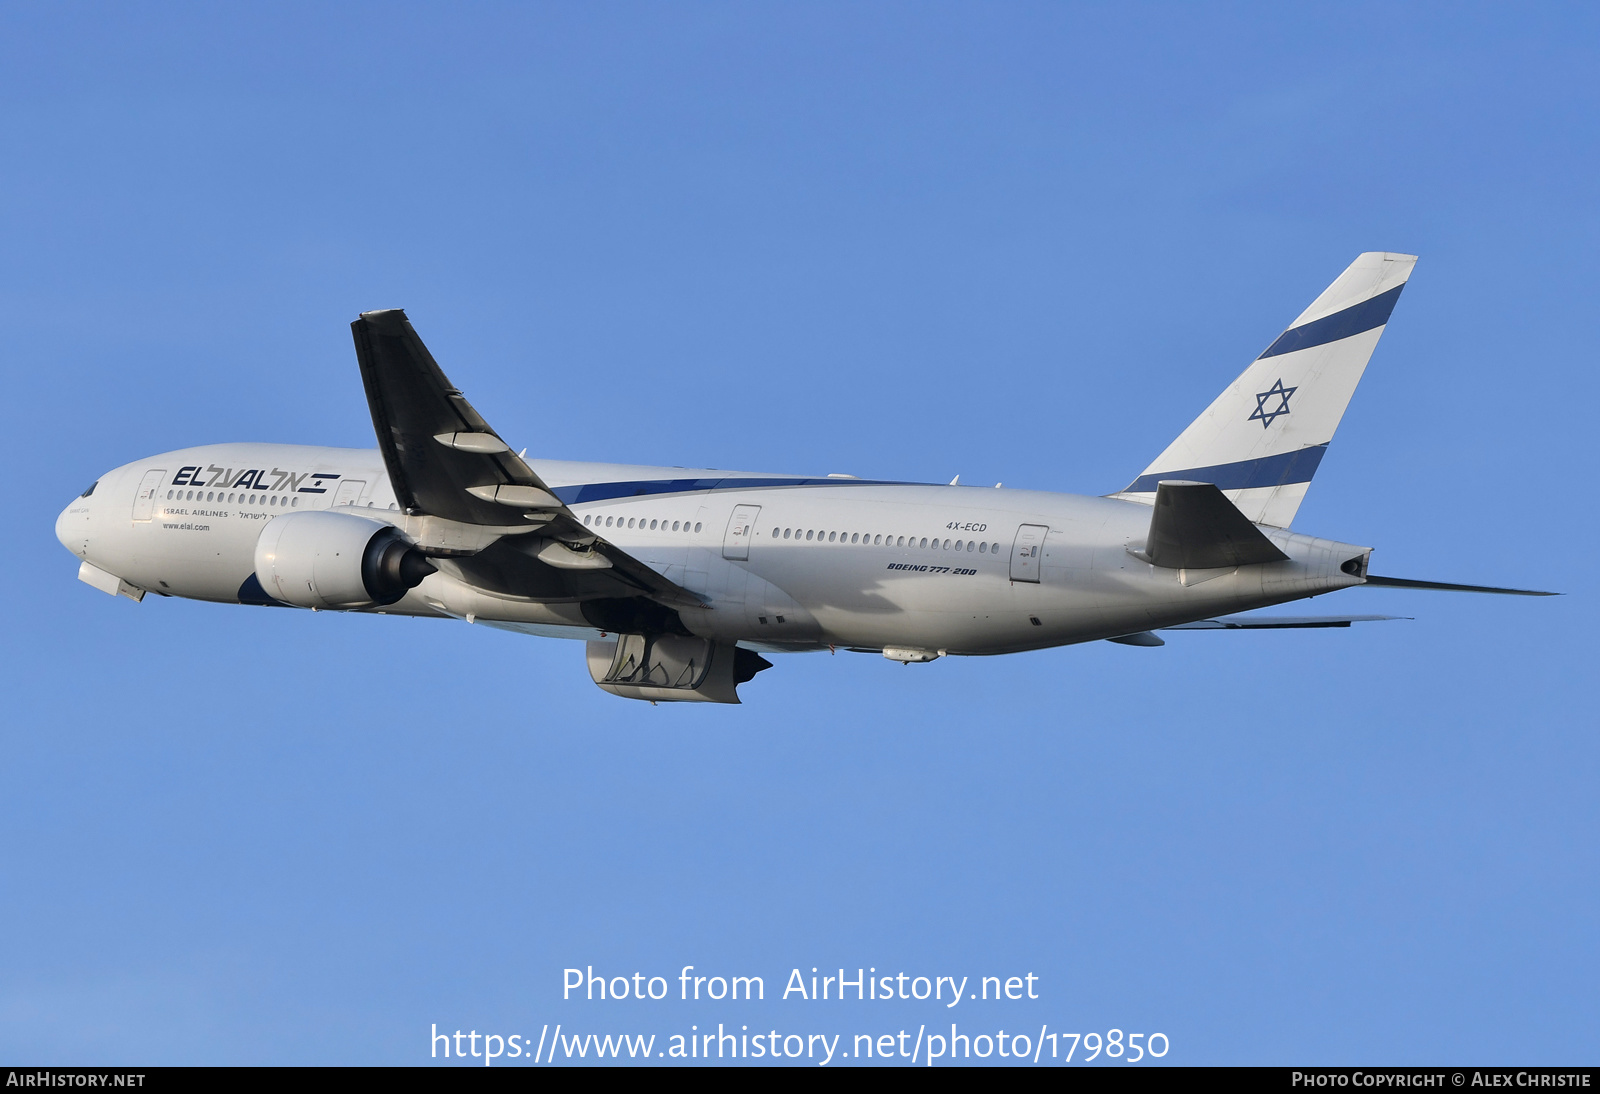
left=1362, top=575, right=1558, bottom=596
left=1142, top=481, right=1289, bottom=569
left=1167, top=613, right=1405, bottom=630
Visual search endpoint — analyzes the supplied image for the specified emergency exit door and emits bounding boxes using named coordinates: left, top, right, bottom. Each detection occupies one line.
left=722, top=504, right=761, bottom=560
left=331, top=479, right=366, bottom=507
left=1010, top=524, right=1048, bottom=583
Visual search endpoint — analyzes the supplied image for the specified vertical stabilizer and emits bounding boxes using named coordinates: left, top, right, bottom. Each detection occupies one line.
left=1113, top=252, right=1416, bottom=528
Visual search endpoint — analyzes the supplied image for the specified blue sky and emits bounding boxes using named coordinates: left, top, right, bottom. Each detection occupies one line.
left=2, top=2, right=1594, bottom=1065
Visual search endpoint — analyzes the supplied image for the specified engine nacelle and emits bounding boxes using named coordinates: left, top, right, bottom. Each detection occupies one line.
left=254, top=510, right=437, bottom=609
left=586, top=634, right=772, bottom=704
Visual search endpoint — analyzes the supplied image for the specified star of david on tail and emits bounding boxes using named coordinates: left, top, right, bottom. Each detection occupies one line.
left=1248, top=379, right=1296, bottom=428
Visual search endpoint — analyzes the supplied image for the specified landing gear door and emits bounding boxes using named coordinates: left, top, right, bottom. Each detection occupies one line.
left=1010, top=523, right=1048, bottom=583
left=722, top=504, right=761, bottom=561
left=131, top=469, right=166, bottom=521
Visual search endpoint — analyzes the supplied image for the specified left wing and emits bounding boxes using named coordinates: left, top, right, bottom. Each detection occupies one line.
left=350, top=309, right=704, bottom=608
left=1164, top=613, right=1405, bottom=630
left=1362, top=575, right=1557, bottom=596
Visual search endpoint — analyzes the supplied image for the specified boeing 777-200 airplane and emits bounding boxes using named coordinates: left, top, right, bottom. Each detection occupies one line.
left=56, top=253, right=1552, bottom=702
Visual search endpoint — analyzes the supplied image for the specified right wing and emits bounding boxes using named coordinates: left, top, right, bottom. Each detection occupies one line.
left=350, top=309, right=704, bottom=609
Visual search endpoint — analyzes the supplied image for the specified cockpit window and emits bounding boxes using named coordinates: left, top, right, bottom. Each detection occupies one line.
left=79, top=481, right=97, bottom=498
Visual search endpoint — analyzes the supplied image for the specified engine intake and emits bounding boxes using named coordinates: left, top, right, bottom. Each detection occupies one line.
left=254, top=510, right=437, bottom=609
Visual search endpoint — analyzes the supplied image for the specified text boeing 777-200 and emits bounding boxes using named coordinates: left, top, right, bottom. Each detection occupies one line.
left=56, top=253, right=1553, bottom=703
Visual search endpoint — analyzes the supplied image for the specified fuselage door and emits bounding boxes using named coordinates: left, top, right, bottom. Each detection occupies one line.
left=722, top=504, right=761, bottom=561
left=1010, top=523, right=1048, bottom=583
left=131, top=469, right=166, bottom=521
left=332, top=479, right=366, bottom=507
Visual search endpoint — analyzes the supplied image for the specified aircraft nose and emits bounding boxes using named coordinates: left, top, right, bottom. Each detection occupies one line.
left=56, top=499, right=79, bottom=551
left=56, top=485, right=94, bottom=556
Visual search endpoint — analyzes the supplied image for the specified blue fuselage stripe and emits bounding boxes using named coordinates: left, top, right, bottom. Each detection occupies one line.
left=1258, top=283, right=1405, bottom=359
left=1124, top=444, right=1328, bottom=494
left=552, top=476, right=920, bottom=505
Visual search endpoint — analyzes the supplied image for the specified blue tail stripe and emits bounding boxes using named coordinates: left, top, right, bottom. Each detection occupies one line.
left=1124, top=444, right=1328, bottom=494
left=1258, top=284, right=1405, bottom=359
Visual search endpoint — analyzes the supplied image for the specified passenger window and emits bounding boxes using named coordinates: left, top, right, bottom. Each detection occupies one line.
left=292, top=498, right=299, bottom=507
left=828, top=531, right=836, bottom=542
left=993, top=542, right=1001, bottom=554
left=806, top=530, right=814, bottom=541
left=694, top=522, right=702, bottom=532
left=954, top=540, right=962, bottom=551
left=968, top=541, right=975, bottom=552
left=919, top=537, right=927, bottom=548
left=166, top=490, right=173, bottom=499
left=605, top=516, right=613, bottom=527
left=850, top=533, right=858, bottom=544
left=978, top=541, right=987, bottom=553
left=583, top=515, right=591, bottom=525
left=772, top=527, right=779, bottom=537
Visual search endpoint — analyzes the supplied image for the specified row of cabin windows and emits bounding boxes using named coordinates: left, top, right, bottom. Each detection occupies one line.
left=575, top=510, right=1004, bottom=557
left=583, top=514, right=702, bottom=533
left=163, top=489, right=398, bottom=511
left=168, top=488, right=301, bottom=507
left=774, top=528, right=1003, bottom=554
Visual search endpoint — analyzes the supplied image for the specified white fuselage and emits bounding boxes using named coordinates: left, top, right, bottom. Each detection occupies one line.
left=56, top=443, right=1368, bottom=656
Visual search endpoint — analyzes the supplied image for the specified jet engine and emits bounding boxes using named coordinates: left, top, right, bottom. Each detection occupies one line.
left=586, top=633, right=772, bottom=704
left=254, top=510, right=437, bottom=609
